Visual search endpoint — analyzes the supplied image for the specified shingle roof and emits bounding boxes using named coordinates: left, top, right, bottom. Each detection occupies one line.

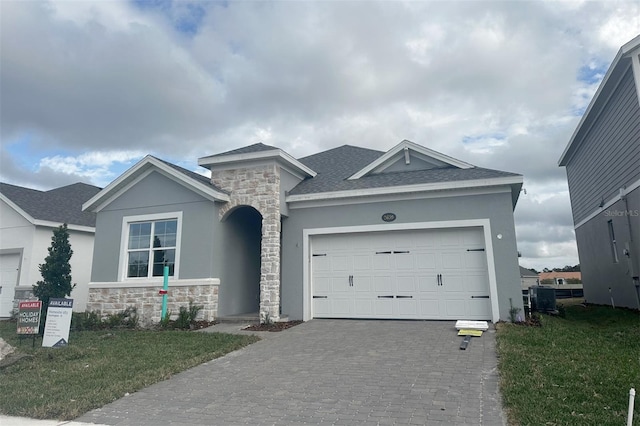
left=519, top=266, right=538, bottom=277
left=205, top=142, right=279, bottom=158
left=289, top=145, right=520, bottom=195
left=153, top=157, right=229, bottom=194
left=1, top=182, right=101, bottom=227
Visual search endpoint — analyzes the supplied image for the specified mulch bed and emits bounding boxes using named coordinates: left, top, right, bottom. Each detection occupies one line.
left=244, top=320, right=303, bottom=332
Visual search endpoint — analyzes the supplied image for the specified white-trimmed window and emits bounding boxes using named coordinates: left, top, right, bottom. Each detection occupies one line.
left=121, top=212, right=182, bottom=279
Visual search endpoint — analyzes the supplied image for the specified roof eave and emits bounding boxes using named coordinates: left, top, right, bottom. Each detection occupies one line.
left=287, top=175, right=523, bottom=203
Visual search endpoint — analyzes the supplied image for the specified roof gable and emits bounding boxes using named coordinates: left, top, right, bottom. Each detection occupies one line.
left=0, top=182, right=101, bottom=228
left=83, top=156, right=229, bottom=212
left=348, top=140, right=473, bottom=180
left=198, top=143, right=316, bottom=179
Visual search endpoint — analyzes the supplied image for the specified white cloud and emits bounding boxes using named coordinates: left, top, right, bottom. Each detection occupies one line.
left=38, top=150, right=145, bottom=186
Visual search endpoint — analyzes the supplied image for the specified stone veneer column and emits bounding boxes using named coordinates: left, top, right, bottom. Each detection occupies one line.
left=211, top=164, right=281, bottom=322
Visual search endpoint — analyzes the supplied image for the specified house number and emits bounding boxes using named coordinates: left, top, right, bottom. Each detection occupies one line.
left=382, top=213, right=396, bottom=222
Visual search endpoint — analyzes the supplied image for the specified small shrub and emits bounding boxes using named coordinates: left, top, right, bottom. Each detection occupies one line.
left=160, top=310, right=172, bottom=329
left=71, top=311, right=103, bottom=331
left=557, top=303, right=566, bottom=318
left=175, top=301, right=204, bottom=330
left=105, top=307, right=138, bottom=329
left=175, top=306, right=191, bottom=330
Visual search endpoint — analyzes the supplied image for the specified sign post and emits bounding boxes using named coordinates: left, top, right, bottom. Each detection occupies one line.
left=17, top=300, right=42, bottom=347
left=42, top=298, right=73, bottom=348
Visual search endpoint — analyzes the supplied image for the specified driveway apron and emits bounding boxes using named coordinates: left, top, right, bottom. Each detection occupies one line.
left=77, top=320, right=505, bottom=425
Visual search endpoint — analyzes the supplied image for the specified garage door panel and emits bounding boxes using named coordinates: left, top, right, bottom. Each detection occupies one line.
left=418, top=275, right=438, bottom=292
left=0, top=253, right=21, bottom=317
left=372, top=254, right=391, bottom=271
left=354, top=299, right=374, bottom=316
left=415, top=252, right=437, bottom=270
left=440, top=274, right=466, bottom=293
left=464, top=251, right=486, bottom=269
left=331, top=298, right=353, bottom=316
left=374, top=276, right=394, bottom=293
left=396, top=276, right=416, bottom=293
left=354, top=275, right=373, bottom=292
left=443, top=299, right=467, bottom=318
left=396, top=298, right=418, bottom=317
left=330, top=277, right=351, bottom=293
left=466, top=299, right=492, bottom=318
left=395, top=253, right=413, bottom=270
left=314, top=276, right=331, bottom=293
left=419, top=299, right=440, bottom=317
left=374, top=299, right=394, bottom=317
left=331, top=255, right=351, bottom=272
left=313, top=298, right=330, bottom=316
left=441, top=252, right=462, bottom=269
left=353, top=254, right=371, bottom=271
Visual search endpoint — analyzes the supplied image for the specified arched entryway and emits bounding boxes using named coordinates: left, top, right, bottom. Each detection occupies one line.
left=217, top=206, right=262, bottom=317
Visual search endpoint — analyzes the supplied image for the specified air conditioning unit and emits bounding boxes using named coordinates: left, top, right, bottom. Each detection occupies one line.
left=529, top=286, right=556, bottom=313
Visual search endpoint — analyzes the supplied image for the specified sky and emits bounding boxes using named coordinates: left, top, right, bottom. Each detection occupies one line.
left=1, top=0, right=639, bottom=271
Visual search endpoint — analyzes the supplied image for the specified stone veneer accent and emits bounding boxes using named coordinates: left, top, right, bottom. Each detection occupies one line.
left=210, top=164, right=281, bottom=322
left=86, top=280, right=219, bottom=326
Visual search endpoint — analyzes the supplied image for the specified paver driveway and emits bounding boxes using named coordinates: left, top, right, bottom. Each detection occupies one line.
left=77, top=320, right=505, bottom=425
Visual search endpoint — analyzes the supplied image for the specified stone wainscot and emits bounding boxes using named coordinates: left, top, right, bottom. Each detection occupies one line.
left=86, top=279, right=219, bottom=326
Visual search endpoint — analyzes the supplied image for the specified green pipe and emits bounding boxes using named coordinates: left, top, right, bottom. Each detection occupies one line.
left=161, top=265, right=169, bottom=320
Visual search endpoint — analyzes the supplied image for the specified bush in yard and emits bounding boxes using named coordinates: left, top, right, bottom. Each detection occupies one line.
left=71, top=311, right=104, bottom=331
left=105, top=307, right=139, bottom=329
left=175, top=301, right=204, bottom=330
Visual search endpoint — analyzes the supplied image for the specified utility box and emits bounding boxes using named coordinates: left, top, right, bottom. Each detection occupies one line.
left=529, top=286, right=556, bottom=313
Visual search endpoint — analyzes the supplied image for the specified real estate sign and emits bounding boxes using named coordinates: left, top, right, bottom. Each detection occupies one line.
left=17, top=300, right=42, bottom=335
left=42, top=298, right=73, bottom=348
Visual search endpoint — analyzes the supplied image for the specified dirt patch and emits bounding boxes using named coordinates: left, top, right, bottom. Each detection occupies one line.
left=244, top=320, right=303, bottom=332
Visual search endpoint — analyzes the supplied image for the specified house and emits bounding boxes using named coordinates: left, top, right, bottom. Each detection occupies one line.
left=559, top=35, right=640, bottom=310
left=520, top=266, right=539, bottom=289
left=538, top=271, right=581, bottom=285
left=0, top=182, right=101, bottom=317
left=83, top=139, right=524, bottom=324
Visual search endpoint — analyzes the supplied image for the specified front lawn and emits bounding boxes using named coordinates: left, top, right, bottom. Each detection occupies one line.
left=497, top=302, right=639, bottom=426
left=0, top=321, right=259, bottom=420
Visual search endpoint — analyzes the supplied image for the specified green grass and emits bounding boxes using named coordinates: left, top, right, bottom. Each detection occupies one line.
left=0, top=321, right=259, bottom=420
left=497, top=303, right=640, bottom=426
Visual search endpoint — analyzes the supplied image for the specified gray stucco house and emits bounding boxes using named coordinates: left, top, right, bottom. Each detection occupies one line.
left=0, top=182, right=101, bottom=316
left=83, top=139, right=524, bottom=323
left=559, top=35, right=640, bottom=310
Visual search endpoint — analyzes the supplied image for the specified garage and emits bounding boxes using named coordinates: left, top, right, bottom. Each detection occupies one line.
left=310, top=227, right=492, bottom=320
left=0, top=253, right=21, bottom=317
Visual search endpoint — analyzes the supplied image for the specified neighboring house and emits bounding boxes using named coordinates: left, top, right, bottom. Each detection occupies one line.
left=84, top=139, right=524, bottom=324
left=520, top=266, right=539, bottom=289
left=0, top=182, right=101, bottom=317
left=559, top=35, right=640, bottom=310
left=538, top=271, right=581, bottom=285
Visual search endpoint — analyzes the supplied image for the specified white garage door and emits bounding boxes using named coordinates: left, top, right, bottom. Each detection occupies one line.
left=311, top=227, right=491, bottom=320
left=0, top=253, right=21, bottom=317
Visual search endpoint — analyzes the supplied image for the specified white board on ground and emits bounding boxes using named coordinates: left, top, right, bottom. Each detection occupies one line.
left=42, top=298, right=73, bottom=348
left=455, top=320, right=489, bottom=330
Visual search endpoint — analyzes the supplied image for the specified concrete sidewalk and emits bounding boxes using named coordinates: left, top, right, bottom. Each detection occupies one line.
left=0, top=415, right=107, bottom=426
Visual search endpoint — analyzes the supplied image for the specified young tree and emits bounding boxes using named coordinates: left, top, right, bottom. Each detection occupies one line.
left=33, top=224, right=75, bottom=309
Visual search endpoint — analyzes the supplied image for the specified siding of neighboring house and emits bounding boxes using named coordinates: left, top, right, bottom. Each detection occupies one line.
left=1, top=200, right=95, bottom=311
left=575, top=188, right=639, bottom=307
left=281, top=190, right=522, bottom=321
left=565, top=66, right=640, bottom=224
